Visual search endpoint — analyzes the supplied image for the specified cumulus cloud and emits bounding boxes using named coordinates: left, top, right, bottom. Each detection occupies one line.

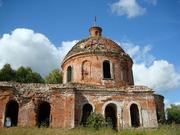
left=110, top=0, right=146, bottom=18
left=121, top=42, right=180, bottom=91
left=121, top=42, right=155, bottom=65
left=0, top=28, right=77, bottom=76
left=133, top=60, right=180, bottom=91
left=0, top=28, right=179, bottom=92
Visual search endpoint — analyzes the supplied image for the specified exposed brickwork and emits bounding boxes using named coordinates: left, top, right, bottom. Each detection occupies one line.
left=0, top=25, right=164, bottom=130
left=154, top=94, right=165, bottom=123
left=0, top=82, right=160, bottom=129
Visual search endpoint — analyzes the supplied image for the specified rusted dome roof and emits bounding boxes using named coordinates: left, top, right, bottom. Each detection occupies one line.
left=63, top=26, right=126, bottom=62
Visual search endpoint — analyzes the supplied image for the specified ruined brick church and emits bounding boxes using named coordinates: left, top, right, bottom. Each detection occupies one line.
left=0, top=25, right=165, bottom=130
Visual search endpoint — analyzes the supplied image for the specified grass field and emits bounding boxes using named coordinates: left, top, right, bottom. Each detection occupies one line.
left=0, top=124, right=180, bottom=135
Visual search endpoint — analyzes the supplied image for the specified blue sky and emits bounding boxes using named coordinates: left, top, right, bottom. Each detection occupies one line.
left=0, top=0, right=180, bottom=107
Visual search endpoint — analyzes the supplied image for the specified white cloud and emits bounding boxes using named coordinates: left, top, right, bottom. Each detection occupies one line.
left=0, top=28, right=77, bottom=76
left=0, top=28, right=180, bottom=92
left=121, top=42, right=155, bottom=65
left=110, top=0, right=146, bottom=18
left=175, top=102, right=180, bottom=105
left=133, top=60, right=180, bottom=91
left=121, top=42, right=180, bottom=92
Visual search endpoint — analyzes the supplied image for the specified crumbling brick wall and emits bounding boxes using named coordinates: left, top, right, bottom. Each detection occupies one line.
left=154, top=94, right=165, bottom=123
left=0, top=82, right=160, bottom=130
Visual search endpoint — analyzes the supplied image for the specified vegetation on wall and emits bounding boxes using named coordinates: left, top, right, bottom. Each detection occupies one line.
left=0, top=64, right=62, bottom=84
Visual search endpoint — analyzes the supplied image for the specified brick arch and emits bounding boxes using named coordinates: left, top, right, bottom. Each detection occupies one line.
left=104, top=103, right=117, bottom=129
left=102, top=101, right=118, bottom=115
left=80, top=103, right=93, bottom=126
left=4, top=100, right=19, bottom=127
left=127, top=101, right=142, bottom=127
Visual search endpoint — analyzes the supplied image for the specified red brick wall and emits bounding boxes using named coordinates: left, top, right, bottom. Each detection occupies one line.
left=62, top=54, right=133, bottom=87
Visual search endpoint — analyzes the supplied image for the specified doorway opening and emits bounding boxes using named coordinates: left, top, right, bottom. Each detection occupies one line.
left=4, top=100, right=19, bottom=127
left=37, top=101, right=51, bottom=127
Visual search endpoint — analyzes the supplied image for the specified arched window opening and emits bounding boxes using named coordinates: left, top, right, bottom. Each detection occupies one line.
left=95, top=31, right=98, bottom=36
left=105, top=103, right=117, bottom=129
left=130, top=104, right=140, bottom=127
left=37, top=101, right=51, bottom=128
left=103, top=61, right=111, bottom=79
left=4, top=100, right=19, bottom=127
left=67, top=66, right=72, bottom=82
left=81, top=103, right=93, bottom=126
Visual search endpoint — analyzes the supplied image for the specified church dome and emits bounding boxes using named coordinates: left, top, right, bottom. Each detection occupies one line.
left=61, top=26, right=134, bottom=87
left=63, top=26, right=126, bottom=63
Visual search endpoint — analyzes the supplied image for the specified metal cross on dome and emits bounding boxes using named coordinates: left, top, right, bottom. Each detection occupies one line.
left=93, top=16, right=97, bottom=26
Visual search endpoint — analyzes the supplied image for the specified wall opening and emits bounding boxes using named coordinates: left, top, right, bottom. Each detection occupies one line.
left=105, top=103, right=117, bottom=129
left=37, top=101, right=51, bottom=128
left=130, top=104, right=140, bottom=127
left=4, top=100, right=19, bottom=127
left=81, top=103, right=93, bottom=126
left=67, top=66, right=72, bottom=82
left=103, top=60, right=111, bottom=79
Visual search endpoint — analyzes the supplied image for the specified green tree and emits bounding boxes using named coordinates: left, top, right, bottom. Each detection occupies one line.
left=166, top=104, right=180, bottom=124
left=45, top=69, right=62, bottom=84
left=16, top=66, right=44, bottom=83
left=0, top=64, right=16, bottom=81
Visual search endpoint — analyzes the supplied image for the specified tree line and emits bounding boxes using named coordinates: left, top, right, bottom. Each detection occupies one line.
left=0, top=64, right=62, bottom=84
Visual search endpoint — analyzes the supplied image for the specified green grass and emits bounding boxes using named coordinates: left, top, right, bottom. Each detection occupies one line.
left=0, top=124, right=180, bottom=135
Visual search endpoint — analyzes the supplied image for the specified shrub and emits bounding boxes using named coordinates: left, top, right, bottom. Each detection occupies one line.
left=86, top=112, right=106, bottom=130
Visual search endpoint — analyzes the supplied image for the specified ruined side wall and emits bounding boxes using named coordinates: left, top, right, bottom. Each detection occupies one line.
left=75, top=86, right=158, bottom=129
left=51, top=89, right=75, bottom=128
left=154, top=94, right=165, bottom=123
left=0, top=82, right=75, bottom=129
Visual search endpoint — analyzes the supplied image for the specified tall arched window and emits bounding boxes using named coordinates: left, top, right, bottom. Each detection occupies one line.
left=67, top=66, right=72, bottom=82
left=103, top=60, right=111, bottom=79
